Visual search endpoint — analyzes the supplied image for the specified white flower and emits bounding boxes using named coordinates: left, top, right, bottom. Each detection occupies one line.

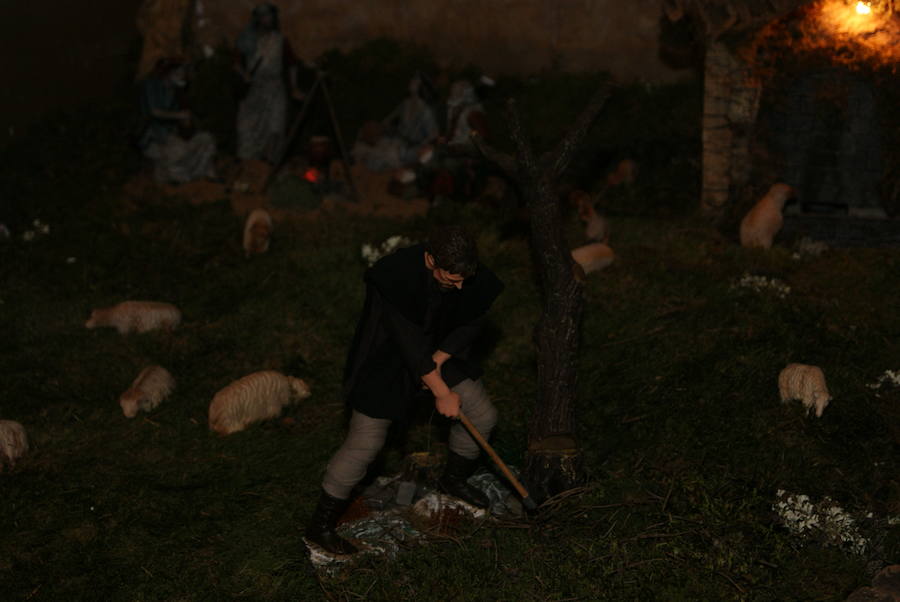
left=793, top=237, right=828, bottom=259
left=774, top=490, right=869, bottom=554
left=385, top=235, right=404, bottom=250
left=731, top=273, right=790, bottom=298
left=22, top=230, right=35, bottom=241
left=361, top=235, right=414, bottom=266
left=66, top=257, right=77, bottom=264
left=39, top=224, right=50, bottom=235
left=867, top=369, right=900, bottom=390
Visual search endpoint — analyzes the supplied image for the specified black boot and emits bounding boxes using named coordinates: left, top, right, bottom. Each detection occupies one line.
left=304, top=490, right=358, bottom=555
left=437, top=451, right=490, bottom=509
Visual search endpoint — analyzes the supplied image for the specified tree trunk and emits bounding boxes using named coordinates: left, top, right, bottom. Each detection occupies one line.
left=474, top=87, right=611, bottom=502
left=518, top=134, right=587, bottom=504
left=701, top=42, right=737, bottom=216
left=701, top=41, right=762, bottom=219
left=726, top=55, right=762, bottom=194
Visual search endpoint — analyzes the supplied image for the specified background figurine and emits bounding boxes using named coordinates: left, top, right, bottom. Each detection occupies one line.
left=234, top=3, right=305, bottom=163
left=138, top=58, right=218, bottom=184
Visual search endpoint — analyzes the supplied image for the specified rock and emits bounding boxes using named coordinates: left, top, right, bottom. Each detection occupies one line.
left=847, top=565, right=900, bottom=602
left=872, top=565, right=900, bottom=598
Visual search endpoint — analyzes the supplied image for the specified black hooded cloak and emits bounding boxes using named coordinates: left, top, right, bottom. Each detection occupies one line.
left=343, top=243, right=503, bottom=420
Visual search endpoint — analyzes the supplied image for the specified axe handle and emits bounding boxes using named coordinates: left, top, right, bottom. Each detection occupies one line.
left=458, top=410, right=536, bottom=509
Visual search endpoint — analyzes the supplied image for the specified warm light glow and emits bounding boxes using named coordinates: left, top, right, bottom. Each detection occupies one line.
left=304, top=168, right=321, bottom=183
left=752, top=0, right=900, bottom=73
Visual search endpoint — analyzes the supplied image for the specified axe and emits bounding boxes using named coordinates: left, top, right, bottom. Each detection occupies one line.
left=458, top=410, right=538, bottom=511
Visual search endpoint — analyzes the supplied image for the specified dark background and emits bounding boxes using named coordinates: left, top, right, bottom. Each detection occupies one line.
left=0, top=0, right=144, bottom=146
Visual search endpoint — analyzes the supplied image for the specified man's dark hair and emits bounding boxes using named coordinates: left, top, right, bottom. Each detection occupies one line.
left=426, top=226, right=478, bottom=277
left=414, top=72, right=439, bottom=106
left=252, top=3, right=280, bottom=30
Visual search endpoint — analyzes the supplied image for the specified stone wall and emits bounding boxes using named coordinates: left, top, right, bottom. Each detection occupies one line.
left=0, top=0, right=690, bottom=143
left=193, top=0, right=687, bottom=82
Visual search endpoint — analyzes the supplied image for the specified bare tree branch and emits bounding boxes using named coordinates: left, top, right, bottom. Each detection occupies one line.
left=468, top=132, right=518, bottom=178
left=542, top=83, right=614, bottom=181
left=504, top=99, right=540, bottom=184
left=668, top=0, right=809, bottom=41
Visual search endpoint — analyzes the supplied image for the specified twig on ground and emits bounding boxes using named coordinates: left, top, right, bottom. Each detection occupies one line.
left=620, top=414, right=649, bottom=424
left=661, top=480, right=675, bottom=513
left=717, top=570, right=746, bottom=595
left=630, top=529, right=695, bottom=541
left=594, top=326, right=667, bottom=350
left=537, top=486, right=591, bottom=513
left=611, top=557, right=667, bottom=575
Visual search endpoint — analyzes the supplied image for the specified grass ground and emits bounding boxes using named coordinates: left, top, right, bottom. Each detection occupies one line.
left=2, top=40, right=898, bottom=601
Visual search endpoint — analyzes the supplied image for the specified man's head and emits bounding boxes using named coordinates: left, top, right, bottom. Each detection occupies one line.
left=447, top=80, right=476, bottom=109
left=424, top=226, right=478, bottom=290
left=252, top=3, right=279, bottom=31
left=153, top=57, right=187, bottom=85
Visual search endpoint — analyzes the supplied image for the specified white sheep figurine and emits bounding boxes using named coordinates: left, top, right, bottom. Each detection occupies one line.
left=243, top=208, right=273, bottom=257
left=119, top=365, right=176, bottom=418
left=572, top=242, right=615, bottom=275
left=778, top=363, right=831, bottom=417
left=740, top=183, right=794, bottom=249
left=0, top=420, right=29, bottom=470
left=85, top=301, right=181, bottom=334
left=209, top=370, right=311, bottom=435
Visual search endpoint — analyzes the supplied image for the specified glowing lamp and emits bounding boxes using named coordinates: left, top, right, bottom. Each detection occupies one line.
left=855, top=1, right=872, bottom=14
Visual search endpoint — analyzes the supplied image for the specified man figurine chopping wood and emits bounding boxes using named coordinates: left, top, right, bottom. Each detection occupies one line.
left=305, top=226, right=504, bottom=555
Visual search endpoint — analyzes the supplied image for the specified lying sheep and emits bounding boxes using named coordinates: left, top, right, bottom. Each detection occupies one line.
left=779, top=363, right=831, bottom=417
left=740, top=183, right=794, bottom=249
left=572, top=243, right=615, bottom=275
left=0, top=420, right=28, bottom=470
left=85, top=301, right=181, bottom=334
left=209, top=371, right=311, bottom=435
left=119, top=366, right=175, bottom=418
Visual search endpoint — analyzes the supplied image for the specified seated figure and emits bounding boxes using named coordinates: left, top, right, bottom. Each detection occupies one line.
left=138, top=58, right=217, bottom=185
left=353, top=74, right=439, bottom=183
left=427, top=80, right=490, bottom=204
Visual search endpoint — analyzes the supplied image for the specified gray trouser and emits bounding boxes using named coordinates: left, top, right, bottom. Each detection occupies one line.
left=322, top=378, right=497, bottom=500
